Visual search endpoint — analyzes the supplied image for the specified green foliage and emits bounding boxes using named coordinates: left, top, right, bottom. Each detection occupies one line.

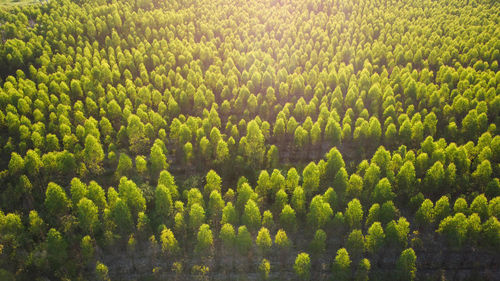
left=0, top=0, right=498, bottom=278
left=195, top=224, right=213, bottom=255
left=307, top=195, right=333, bottom=230
left=294, top=252, right=311, bottom=280
left=45, top=182, right=69, bottom=218
left=397, top=248, right=417, bottom=281
left=256, top=227, right=272, bottom=254
left=332, top=248, right=351, bottom=281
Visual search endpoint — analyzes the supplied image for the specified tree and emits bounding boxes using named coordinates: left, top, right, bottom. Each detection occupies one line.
left=274, top=189, right=288, bottom=213
left=243, top=120, right=266, bottom=169
left=385, top=217, right=410, bottom=249
left=8, top=152, right=24, bottom=176
left=47, top=228, right=67, bottom=268
left=158, top=170, right=179, bottom=200
left=325, top=119, right=342, bottom=146
left=346, top=174, right=363, bottom=200
left=345, top=199, right=364, bottom=229
left=236, top=225, right=252, bottom=255
left=286, top=168, right=300, bottom=192
left=310, top=229, right=327, bottom=255
left=81, top=235, right=94, bottom=264
left=294, top=252, right=311, bottom=280
left=259, top=258, right=271, bottom=280
left=84, top=134, right=104, bottom=174
left=77, top=198, right=99, bottom=234
left=205, top=170, right=222, bottom=196
left=307, top=195, right=333, bottom=230
left=346, top=229, right=365, bottom=260
left=189, top=203, right=206, bottom=231
left=437, top=213, right=468, bottom=248
left=115, top=153, right=132, bottom=180
left=280, top=205, right=297, bottom=232
left=334, top=167, right=349, bottom=197
left=242, top=199, right=261, bottom=231
left=415, top=199, right=434, bottom=228
left=70, top=178, right=88, bottom=207
left=275, top=229, right=291, bottom=250
left=219, top=223, right=236, bottom=250
left=332, top=248, right=351, bottom=281
left=324, top=147, right=345, bottom=183
left=434, top=196, right=451, bottom=222
left=372, top=178, right=395, bottom=204
left=150, top=143, right=167, bottom=177
left=396, top=161, right=416, bottom=200
left=366, top=222, right=385, bottom=254
left=302, top=162, right=320, bottom=198
left=397, top=248, right=417, bottom=281
left=222, top=202, right=239, bottom=226
left=160, top=228, right=180, bottom=256
left=354, top=258, right=371, bottom=281
left=208, top=191, right=224, bottom=225
left=481, top=217, right=500, bottom=248
left=196, top=224, right=213, bottom=255
left=118, top=177, right=146, bottom=218
left=291, top=186, right=306, bottom=216
left=423, top=161, right=444, bottom=197
left=45, top=182, right=69, bottom=218
left=96, top=261, right=110, bottom=281
left=256, top=227, right=272, bottom=254
left=470, top=194, right=488, bottom=220
left=155, top=184, right=173, bottom=225
left=111, top=199, right=133, bottom=234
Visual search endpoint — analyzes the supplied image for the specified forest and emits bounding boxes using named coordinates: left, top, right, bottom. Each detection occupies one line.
left=0, top=0, right=499, bottom=280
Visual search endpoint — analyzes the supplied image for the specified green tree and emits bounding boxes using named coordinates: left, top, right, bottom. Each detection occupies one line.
left=346, top=229, right=365, bottom=260
left=280, top=204, right=297, bottom=232
left=47, top=228, right=67, bottom=268
left=236, top=225, right=252, bottom=255
left=45, top=182, right=69, bottom=218
left=205, top=170, right=222, bottom=196
left=259, top=258, right=271, bottom=280
left=77, top=198, right=99, bottom=234
left=112, top=199, right=133, bottom=234
left=397, top=248, right=417, bottom=281
left=354, top=258, right=371, bottom=281
left=256, top=227, right=272, bottom=254
left=242, top=199, right=261, bottom=231
left=415, top=199, right=434, bottom=228
left=310, top=229, right=327, bottom=255
left=84, top=134, right=104, bottom=174
left=332, top=248, right=351, bottom=281
left=302, top=162, right=320, bottom=198
left=307, top=195, right=333, bottom=230
left=275, top=229, right=292, bottom=250
left=385, top=217, right=410, bottom=249
left=150, top=143, right=167, bottom=177
left=155, top=184, right=173, bottom=225
left=160, top=227, right=180, bottom=256
left=219, top=223, right=236, bottom=250
left=189, top=203, right=206, bottom=231
left=96, top=261, right=110, bottom=281
left=372, top=178, right=395, bottom=204
left=366, top=222, right=385, bottom=254
left=222, top=202, right=239, bottom=226
left=115, top=153, right=132, bottom=180
left=196, top=224, right=213, bottom=255
left=345, top=199, right=364, bottom=229
left=294, top=252, right=311, bottom=280
left=396, top=161, right=416, bottom=200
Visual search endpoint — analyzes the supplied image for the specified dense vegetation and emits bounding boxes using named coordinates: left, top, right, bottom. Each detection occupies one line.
left=0, top=0, right=499, bottom=280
